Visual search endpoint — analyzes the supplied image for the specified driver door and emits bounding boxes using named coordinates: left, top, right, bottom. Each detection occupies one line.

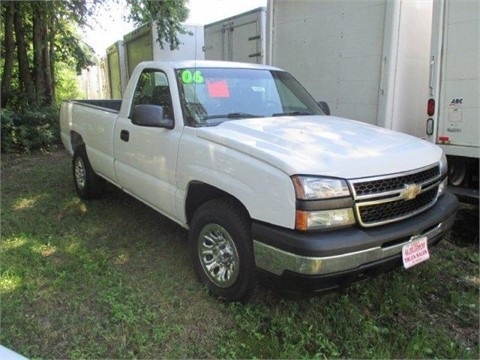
left=113, top=68, right=181, bottom=219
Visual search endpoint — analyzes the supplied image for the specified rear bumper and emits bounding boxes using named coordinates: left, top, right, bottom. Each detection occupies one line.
left=252, top=193, right=458, bottom=291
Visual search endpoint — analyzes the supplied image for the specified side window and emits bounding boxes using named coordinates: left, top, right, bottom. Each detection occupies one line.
left=130, top=69, right=173, bottom=120
left=274, top=79, right=308, bottom=113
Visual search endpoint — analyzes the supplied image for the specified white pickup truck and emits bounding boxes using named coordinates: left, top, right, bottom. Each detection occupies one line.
left=60, top=61, right=458, bottom=301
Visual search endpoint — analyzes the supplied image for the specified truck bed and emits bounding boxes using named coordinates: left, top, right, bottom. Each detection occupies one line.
left=59, top=99, right=120, bottom=161
left=71, top=99, right=122, bottom=112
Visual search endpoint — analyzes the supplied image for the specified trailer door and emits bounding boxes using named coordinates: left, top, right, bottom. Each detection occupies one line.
left=436, top=0, right=479, bottom=151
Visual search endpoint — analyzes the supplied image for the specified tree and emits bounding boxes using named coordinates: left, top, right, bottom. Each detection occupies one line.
left=1, top=1, right=15, bottom=108
left=1, top=0, right=189, bottom=109
left=13, top=2, right=35, bottom=106
left=1, top=0, right=189, bottom=153
left=1, top=1, right=96, bottom=108
left=126, top=0, right=190, bottom=50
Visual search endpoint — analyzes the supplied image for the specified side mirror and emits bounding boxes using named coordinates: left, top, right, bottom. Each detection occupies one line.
left=132, top=104, right=174, bottom=129
left=317, top=101, right=330, bottom=116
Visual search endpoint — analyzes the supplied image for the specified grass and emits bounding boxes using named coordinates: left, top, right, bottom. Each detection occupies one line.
left=1, top=150, right=478, bottom=359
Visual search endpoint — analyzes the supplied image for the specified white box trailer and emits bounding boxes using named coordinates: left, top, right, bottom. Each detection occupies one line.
left=106, top=41, right=128, bottom=99
left=77, top=62, right=110, bottom=100
left=123, top=23, right=204, bottom=79
left=203, top=7, right=267, bottom=64
left=427, top=0, right=479, bottom=202
left=99, top=57, right=110, bottom=99
left=266, top=0, right=433, bottom=138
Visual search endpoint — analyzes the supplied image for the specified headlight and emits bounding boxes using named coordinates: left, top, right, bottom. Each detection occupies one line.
left=292, top=176, right=350, bottom=200
left=292, top=176, right=355, bottom=230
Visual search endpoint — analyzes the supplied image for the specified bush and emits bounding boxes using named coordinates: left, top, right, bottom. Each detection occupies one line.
left=1, top=106, right=60, bottom=153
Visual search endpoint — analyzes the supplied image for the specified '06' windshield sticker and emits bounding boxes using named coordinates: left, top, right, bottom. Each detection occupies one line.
left=181, top=70, right=204, bottom=84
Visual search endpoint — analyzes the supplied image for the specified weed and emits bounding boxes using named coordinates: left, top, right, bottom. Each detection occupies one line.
left=1, top=151, right=478, bottom=359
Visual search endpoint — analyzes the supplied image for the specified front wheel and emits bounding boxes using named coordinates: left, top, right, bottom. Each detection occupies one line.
left=72, top=145, right=105, bottom=199
left=189, top=198, right=257, bottom=302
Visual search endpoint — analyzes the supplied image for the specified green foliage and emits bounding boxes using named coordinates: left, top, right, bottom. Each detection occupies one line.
left=0, top=62, right=81, bottom=154
left=0, top=1, right=97, bottom=109
left=0, top=106, right=59, bottom=153
left=55, top=62, right=84, bottom=106
left=126, top=0, right=190, bottom=50
left=54, top=21, right=97, bottom=75
left=1, top=0, right=191, bottom=154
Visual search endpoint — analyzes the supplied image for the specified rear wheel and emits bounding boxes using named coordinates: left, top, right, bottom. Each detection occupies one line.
left=189, top=198, right=257, bottom=302
left=72, top=145, right=105, bottom=199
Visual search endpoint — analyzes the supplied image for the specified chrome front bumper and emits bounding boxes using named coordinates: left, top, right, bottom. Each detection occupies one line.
left=254, top=222, right=448, bottom=276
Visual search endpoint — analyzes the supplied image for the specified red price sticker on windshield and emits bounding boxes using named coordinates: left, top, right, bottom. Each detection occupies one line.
left=207, top=80, right=230, bottom=98
left=402, top=236, right=429, bottom=269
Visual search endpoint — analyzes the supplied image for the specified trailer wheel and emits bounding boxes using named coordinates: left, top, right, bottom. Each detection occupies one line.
left=72, top=145, right=105, bottom=199
left=189, top=197, right=257, bottom=302
left=448, top=157, right=467, bottom=187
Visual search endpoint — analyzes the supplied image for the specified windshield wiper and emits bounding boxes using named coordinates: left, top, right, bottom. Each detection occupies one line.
left=204, top=112, right=264, bottom=120
left=272, top=111, right=314, bottom=117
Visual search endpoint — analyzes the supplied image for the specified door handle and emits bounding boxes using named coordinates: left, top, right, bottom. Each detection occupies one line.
left=120, top=130, right=129, bottom=142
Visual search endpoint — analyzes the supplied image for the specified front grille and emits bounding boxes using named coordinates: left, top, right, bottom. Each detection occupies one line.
left=353, top=166, right=440, bottom=197
left=349, top=165, right=441, bottom=227
left=358, top=186, right=438, bottom=225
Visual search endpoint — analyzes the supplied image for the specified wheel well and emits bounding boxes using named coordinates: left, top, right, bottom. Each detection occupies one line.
left=185, top=182, right=250, bottom=225
left=70, top=131, right=84, bottom=152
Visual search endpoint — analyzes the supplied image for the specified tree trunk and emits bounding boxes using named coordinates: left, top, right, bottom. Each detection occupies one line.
left=13, top=1, right=35, bottom=106
left=33, top=2, right=47, bottom=105
left=45, top=12, right=54, bottom=106
left=1, top=1, right=15, bottom=108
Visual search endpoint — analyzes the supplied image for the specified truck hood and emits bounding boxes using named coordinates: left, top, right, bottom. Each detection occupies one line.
left=195, top=116, right=442, bottom=179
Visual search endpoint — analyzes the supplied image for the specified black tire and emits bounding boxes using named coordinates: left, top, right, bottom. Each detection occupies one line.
left=189, top=197, right=257, bottom=302
left=72, top=145, right=105, bottom=199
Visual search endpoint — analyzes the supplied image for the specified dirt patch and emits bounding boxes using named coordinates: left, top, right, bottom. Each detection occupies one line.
left=1, top=149, right=69, bottom=183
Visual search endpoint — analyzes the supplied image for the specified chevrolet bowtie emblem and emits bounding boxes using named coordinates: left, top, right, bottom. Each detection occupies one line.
left=400, top=183, right=422, bottom=200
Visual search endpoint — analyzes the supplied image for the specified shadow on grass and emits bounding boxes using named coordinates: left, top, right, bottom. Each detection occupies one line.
left=1, top=152, right=234, bottom=358
left=445, top=202, right=479, bottom=246
left=1, top=151, right=478, bottom=359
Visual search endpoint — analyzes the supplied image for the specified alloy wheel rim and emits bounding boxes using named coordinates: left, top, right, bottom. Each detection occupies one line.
left=74, top=158, right=86, bottom=190
left=198, top=223, right=240, bottom=288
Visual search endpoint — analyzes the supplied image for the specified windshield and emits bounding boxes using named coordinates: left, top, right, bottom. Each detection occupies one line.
left=175, top=67, right=325, bottom=127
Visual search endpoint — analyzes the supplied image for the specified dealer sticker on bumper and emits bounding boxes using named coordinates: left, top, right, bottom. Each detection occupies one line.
left=402, top=236, right=430, bottom=269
